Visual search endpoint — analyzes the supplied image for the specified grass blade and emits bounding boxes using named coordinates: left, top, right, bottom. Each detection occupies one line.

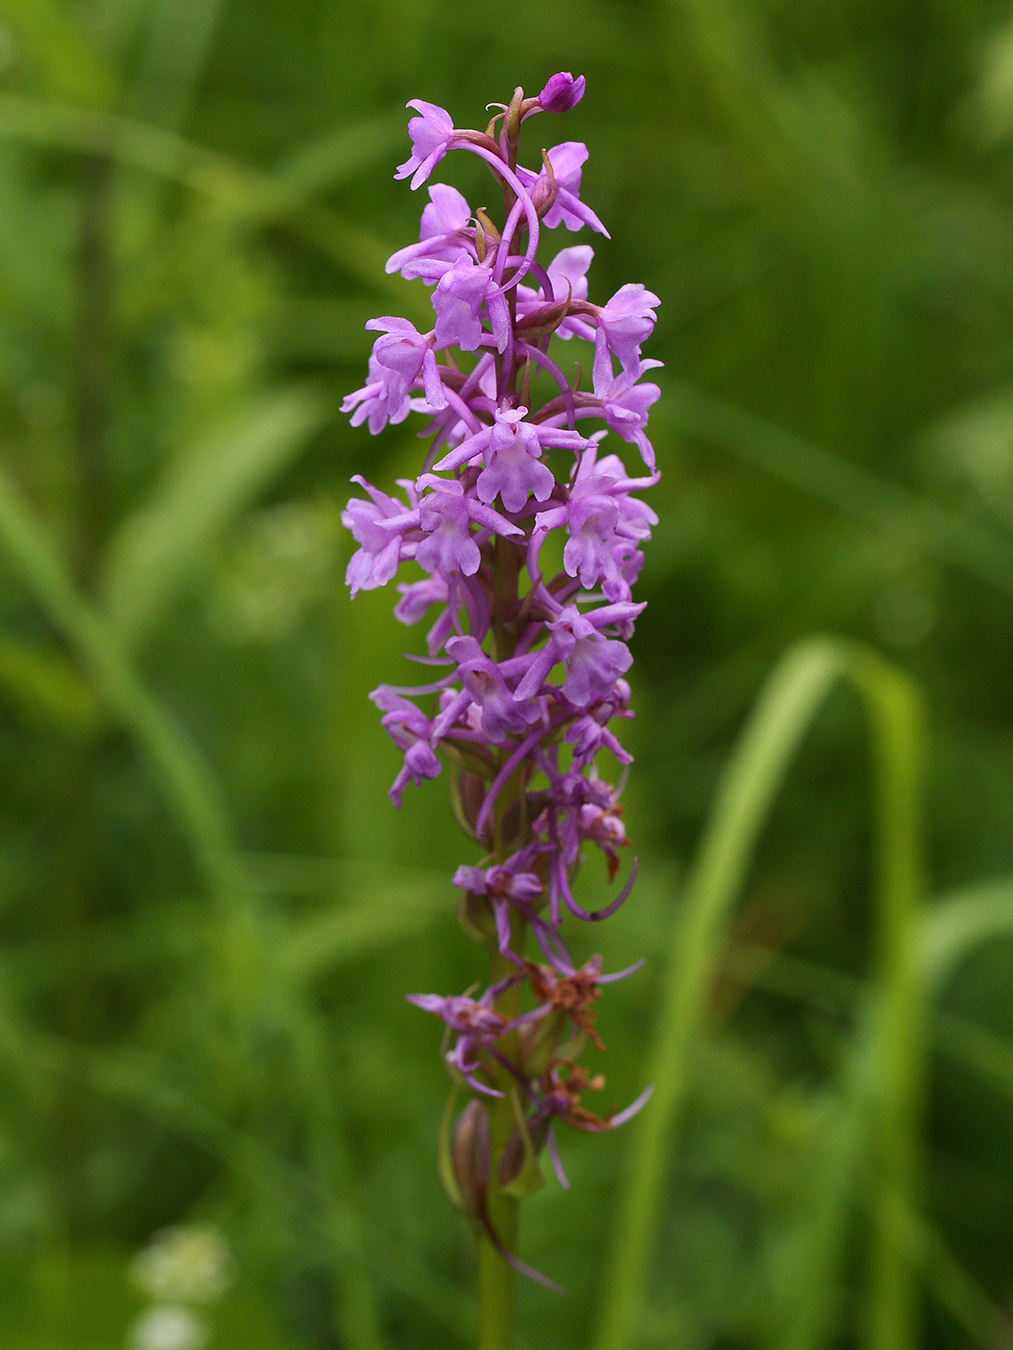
left=101, top=385, right=326, bottom=648
left=921, top=878, right=1013, bottom=990
left=594, top=637, right=927, bottom=1350
left=0, top=0, right=116, bottom=106
left=272, top=113, right=405, bottom=203
left=848, top=649, right=926, bottom=1350
left=594, top=639, right=841, bottom=1350
left=0, top=458, right=244, bottom=900
left=663, top=381, right=1013, bottom=600
left=129, top=0, right=224, bottom=133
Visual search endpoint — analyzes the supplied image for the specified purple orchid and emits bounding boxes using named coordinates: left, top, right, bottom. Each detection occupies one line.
left=412, top=476, right=522, bottom=577
left=452, top=857, right=545, bottom=905
left=593, top=283, right=662, bottom=382
left=537, top=72, right=586, bottom=114
left=366, top=316, right=447, bottom=412
left=385, top=183, right=475, bottom=276
left=342, top=475, right=417, bottom=597
left=430, top=255, right=505, bottom=352
left=474, top=410, right=557, bottom=512
left=340, top=75, right=660, bottom=1300
left=433, top=635, right=542, bottom=743
left=395, top=100, right=457, bottom=190
left=516, top=142, right=610, bottom=237
left=592, top=359, right=664, bottom=472
left=369, top=686, right=442, bottom=806
left=340, top=354, right=413, bottom=435
left=406, top=991, right=513, bottom=1096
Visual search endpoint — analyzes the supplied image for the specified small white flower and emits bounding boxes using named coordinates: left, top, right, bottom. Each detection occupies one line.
left=130, top=1225, right=232, bottom=1304
left=128, top=1305, right=206, bottom=1350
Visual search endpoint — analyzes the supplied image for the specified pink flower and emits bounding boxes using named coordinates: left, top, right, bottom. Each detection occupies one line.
left=342, top=476, right=416, bottom=597
left=435, top=636, right=541, bottom=743
left=432, top=256, right=496, bottom=352
left=385, top=183, right=474, bottom=276
left=592, top=360, right=664, bottom=472
left=593, top=283, right=661, bottom=382
left=340, top=355, right=413, bottom=435
left=516, top=142, right=610, bottom=236
left=475, top=409, right=556, bottom=513
left=369, top=686, right=442, bottom=806
left=414, top=477, right=522, bottom=578
left=366, top=316, right=447, bottom=411
left=395, top=100, right=455, bottom=190
left=538, top=72, right=586, bottom=114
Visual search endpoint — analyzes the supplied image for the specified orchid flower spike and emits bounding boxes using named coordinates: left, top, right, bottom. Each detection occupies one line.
left=341, top=74, right=660, bottom=1297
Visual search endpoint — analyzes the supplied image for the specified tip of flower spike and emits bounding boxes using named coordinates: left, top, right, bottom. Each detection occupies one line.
left=538, top=72, right=586, bottom=114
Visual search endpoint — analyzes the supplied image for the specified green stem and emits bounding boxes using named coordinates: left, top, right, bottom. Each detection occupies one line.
left=474, top=537, right=529, bottom=1350
left=478, top=1212, right=517, bottom=1350
left=478, top=943, right=523, bottom=1350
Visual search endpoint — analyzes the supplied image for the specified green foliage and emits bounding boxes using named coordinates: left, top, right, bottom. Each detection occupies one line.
left=1, top=1, right=1013, bottom=1348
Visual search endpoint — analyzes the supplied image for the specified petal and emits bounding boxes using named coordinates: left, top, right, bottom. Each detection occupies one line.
left=422, top=348, right=448, bottom=409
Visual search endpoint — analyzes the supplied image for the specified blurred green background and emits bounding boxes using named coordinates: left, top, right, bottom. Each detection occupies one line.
left=3, top=1, right=1013, bottom=1346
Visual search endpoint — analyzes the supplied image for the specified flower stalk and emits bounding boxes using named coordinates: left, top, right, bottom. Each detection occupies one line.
left=341, top=71, right=661, bottom=1346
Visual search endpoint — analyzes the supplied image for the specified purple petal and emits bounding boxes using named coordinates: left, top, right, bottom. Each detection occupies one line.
left=608, top=1083, right=654, bottom=1129
left=546, top=1124, right=570, bottom=1189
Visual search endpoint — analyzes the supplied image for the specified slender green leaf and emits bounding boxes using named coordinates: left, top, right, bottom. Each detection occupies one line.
left=663, top=381, right=1013, bottom=600
left=0, top=0, right=117, bottom=107
left=101, top=385, right=327, bottom=648
left=921, top=879, right=1013, bottom=991
left=272, top=113, right=405, bottom=203
left=0, top=458, right=245, bottom=900
left=595, top=638, right=926, bottom=1350
left=0, top=633, right=103, bottom=735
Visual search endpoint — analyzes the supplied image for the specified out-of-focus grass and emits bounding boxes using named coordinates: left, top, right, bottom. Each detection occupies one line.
left=1, top=1, right=1013, bottom=1347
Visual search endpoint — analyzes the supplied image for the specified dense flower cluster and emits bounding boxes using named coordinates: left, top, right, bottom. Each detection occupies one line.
left=341, top=73, right=659, bottom=1285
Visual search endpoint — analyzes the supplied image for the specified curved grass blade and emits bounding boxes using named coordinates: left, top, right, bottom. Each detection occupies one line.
left=594, top=637, right=926, bottom=1350
left=663, top=381, right=1013, bottom=601
left=100, top=385, right=326, bottom=648
left=0, top=458, right=244, bottom=900
left=0, top=0, right=116, bottom=107
left=921, top=877, right=1013, bottom=991
left=0, top=94, right=430, bottom=317
left=272, top=113, right=405, bottom=204
left=0, top=633, right=103, bottom=736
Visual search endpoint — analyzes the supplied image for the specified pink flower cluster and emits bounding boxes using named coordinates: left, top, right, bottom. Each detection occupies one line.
left=341, top=73, right=659, bottom=1284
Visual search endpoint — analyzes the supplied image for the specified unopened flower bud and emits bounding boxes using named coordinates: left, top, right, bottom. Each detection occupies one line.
left=456, top=888, right=498, bottom=947
left=530, top=149, right=558, bottom=218
left=475, top=208, right=501, bottom=243
left=504, top=86, right=526, bottom=148
left=516, top=282, right=574, bottom=340
left=516, top=1007, right=569, bottom=1078
left=498, top=1111, right=549, bottom=1191
left=538, top=73, right=586, bottom=114
left=451, top=1100, right=489, bottom=1216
